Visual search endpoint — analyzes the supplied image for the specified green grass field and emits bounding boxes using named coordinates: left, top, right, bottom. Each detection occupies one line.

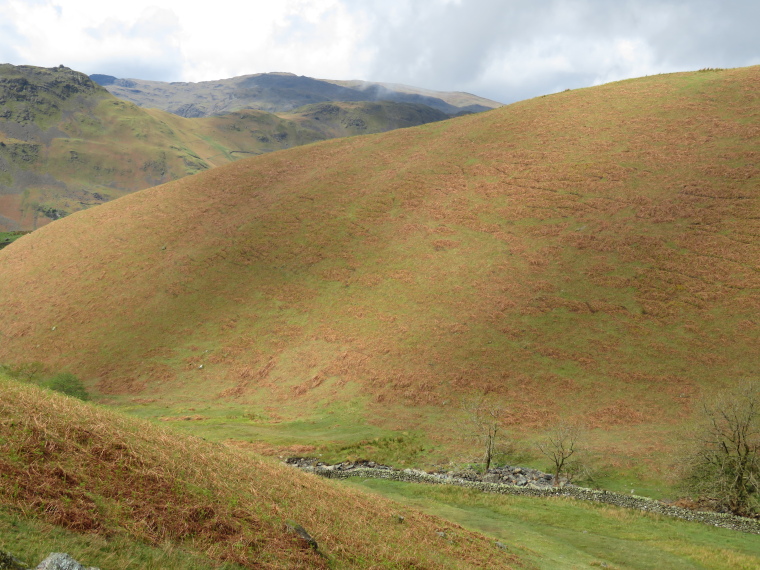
left=345, top=479, right=760, bottom=569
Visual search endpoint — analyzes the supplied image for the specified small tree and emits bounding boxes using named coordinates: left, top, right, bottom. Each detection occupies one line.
left=537, top=420, right=582, bottom=486
left=3, top=361, right=45, bottom=383
left=462, top=395, right=505, bottom=471
left=680, top=381, right=760, bottom=516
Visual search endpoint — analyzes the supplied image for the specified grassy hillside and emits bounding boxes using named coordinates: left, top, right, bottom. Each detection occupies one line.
left=0, top=375, right=517, bottom=569
left=6, top=376, right=760, bottom=570
left=0, top=64, right=198, bottom=230
left=0, top=66, right=757, bottom=484
left=94, top=72, right=501, bottom=117
left=0, top=65, right=448, bottom=231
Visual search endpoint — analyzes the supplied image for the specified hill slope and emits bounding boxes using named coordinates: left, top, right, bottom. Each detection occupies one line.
left=92, top=72, right=502, bottom=117
left=0, top=67, right=758, bottom=472
left=0, top=375, right=515, bottom=569
left=0, top=65, right=448, bottom=230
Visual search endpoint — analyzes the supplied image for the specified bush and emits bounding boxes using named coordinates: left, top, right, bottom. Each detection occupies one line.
left=680, top=380, right=760, bottom=516
left=42, top=372, right=90, bottom=401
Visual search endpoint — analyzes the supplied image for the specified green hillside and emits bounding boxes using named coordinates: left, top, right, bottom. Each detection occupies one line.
left=0, top=65, right=448, bottom=231
left=0, top=66, right=757, bottom=489
left=3, top=374, right=759, bottom=568
left=0, top=374, right=518, bottom=569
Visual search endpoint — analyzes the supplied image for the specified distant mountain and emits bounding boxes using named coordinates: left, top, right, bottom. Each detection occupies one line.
left=0, top=64, right=450, bottom=231
left=91, top=71, right=502, bottom=118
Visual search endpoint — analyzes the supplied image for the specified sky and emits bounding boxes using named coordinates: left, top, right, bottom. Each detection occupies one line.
left=1, top=0, right=758, bottom=104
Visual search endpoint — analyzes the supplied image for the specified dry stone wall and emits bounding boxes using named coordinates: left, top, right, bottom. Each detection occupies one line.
left=288, top=460, right=760, bottom=534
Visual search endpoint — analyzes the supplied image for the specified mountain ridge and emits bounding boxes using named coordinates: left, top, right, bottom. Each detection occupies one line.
left=0, top=64, right=452, bottom=231
left=91, top=71, right=502, bottom=117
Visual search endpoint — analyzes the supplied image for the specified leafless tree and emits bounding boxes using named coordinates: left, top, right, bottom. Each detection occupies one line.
left=681, top=381, right=760, bottom=515
left=462, top=395, right=505, bottom=471
left=537, top=420, right=583, bottom=486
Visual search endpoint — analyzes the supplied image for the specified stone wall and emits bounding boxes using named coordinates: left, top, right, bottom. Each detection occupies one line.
left=299, top=465, right=760, bottom=534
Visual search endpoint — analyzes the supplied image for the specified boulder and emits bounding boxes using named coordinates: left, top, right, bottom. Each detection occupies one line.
left=34, top=553, right=99, bottom=570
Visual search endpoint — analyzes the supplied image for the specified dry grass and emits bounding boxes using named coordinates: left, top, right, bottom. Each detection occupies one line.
left=0, top=378, right=518, bottom=568
left=0, top=66, right=757, bottom=472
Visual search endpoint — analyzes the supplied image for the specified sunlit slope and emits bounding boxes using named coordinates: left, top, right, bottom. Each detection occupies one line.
left=0, top=65, right=448, bottom=231
left=0, top=67, right=758, bottom=440
left=0, top=376, right=514, bottom=569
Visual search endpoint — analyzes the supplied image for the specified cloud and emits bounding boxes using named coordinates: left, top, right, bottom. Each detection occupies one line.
left=178, top=0, right=371, bottom=82
left=0, top=1, right=185, bottom=79
left=0, top=0, right=758, bottom=102
left=0, top=2, right=26, bottom=63
left=83, top=7, right=183, bottom=80
left=343, top=0, right=760, bottom=102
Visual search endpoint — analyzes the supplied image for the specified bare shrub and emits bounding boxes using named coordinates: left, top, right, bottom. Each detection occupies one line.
left=462, top=395, right=506, bottom=471
left=680, top=380, right=760, bottom=516
left=537, top=420, right=584, bottom=486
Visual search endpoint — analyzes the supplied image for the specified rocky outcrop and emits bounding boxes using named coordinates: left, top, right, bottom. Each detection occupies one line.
left=286, top=458, right=760, bottom=534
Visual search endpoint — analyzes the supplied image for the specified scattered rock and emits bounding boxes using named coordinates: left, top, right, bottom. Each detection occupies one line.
left=34, top=553, right=99, bottom=570
left=286, top=457, right=394, bottom=471
left=285, top=521, right=318, bottom=550
left=395, top=514, right=405, bottom=523
left=286, top=457, right=563, bottom=488
left=495, top=542, right=508, bottom=550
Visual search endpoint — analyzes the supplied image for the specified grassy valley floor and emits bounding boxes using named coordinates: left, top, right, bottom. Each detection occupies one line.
left=343, top=479, right=760, bottom=569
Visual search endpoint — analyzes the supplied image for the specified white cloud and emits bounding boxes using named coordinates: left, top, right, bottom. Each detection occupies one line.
left=0, top=0, right=758, bottom=102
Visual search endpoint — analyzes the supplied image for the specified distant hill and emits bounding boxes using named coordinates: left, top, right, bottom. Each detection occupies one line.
left=0, top=65, right=450, bottom=231
left=1, top=66, right=757, bottom=477
left=91, top=71, right=502, bottom=117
